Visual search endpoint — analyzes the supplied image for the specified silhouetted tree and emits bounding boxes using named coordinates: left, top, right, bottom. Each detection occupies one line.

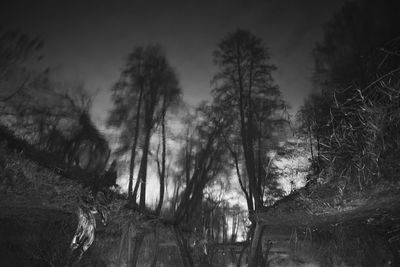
left=212, top=29, right=285, bottom=211
left=108, top=45, right=180, bottom=209
left=212, top=29, right=286, bottom=267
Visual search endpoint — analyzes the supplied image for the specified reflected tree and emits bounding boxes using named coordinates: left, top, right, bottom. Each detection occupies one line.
left=108, top=44, right=181, bottom=210
left=212, top=29, right=286, bottom=266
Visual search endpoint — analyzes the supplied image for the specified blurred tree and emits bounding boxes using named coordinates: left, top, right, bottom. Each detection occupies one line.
left=0, top=29, right=111, bottom=187
left=108, top=45, right=181, bottom=209
left=174, top=102, right=230, bottom=223
left=170, top=102, right=231, bottom=267
left=0, top=30, right=100, bottom=161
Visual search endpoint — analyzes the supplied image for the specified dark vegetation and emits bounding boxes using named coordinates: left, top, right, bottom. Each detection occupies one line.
left=277, top=0, right=400, bottom=266
left=298, top=0, right=400, bottom=188
left=0, top=0, right=400, bottom=266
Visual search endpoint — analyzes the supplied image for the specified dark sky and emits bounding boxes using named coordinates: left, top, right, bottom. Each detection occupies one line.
left=1, top=0, right=347, bottom=123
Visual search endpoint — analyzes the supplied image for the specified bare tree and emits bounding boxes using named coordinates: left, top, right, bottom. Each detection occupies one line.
left=212, top=29, right=286, bottom=266
left=108, top=45, right=181, bottom=209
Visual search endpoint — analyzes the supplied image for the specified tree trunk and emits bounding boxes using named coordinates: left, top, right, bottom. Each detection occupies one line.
left=222, top=213, right=227, bottom=243
left=233, top=146, right=253, bottom=211
left=129, top=232, right=145, bottom=267
left=237, top=241, right=249, bottom=267
left=138, top=126, right=151, bottom=209
left=307, top=118, right=314, bottom=163
left=248, top=223, right=264, bottom=267
left=246, top=84, right=262, bottom=210
left=156, top=103, right=166, bottom=215
left=117, top=225, right=128, bottom=267
left=127, top=227, right=132, bottom=265
left=150, top=228, right=159, bottom=267
left=257, top=120, right=263, bottom=198
left=231, top=213, right=238, bottom=243
left=236, top=67, right=261, bottom=210
left=216, top=219, right=221, bottom=243
left=132, top=176, right=140, bottom=204
left=174, top=226, right=194, bottom=267
left=128, top=82, right=144, bottom=200
left=138, top=81, right=159, bottom=209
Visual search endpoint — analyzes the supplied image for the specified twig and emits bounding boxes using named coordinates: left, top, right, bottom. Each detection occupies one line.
left=364, top=67, right=400, bottom=91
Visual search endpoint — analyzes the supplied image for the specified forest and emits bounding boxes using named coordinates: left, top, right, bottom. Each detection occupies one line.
left=0, top=0, right=400, bottom=266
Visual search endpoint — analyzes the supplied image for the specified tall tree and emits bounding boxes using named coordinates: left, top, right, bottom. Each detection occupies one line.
left=212, top=29, right=285, bottom=210
left=108, top=47, right=144, bottom=200
left=155, top=66, right=180, bottom=214
left=108, top=45, right=180, bottom=209
left=212, top=29, right=286, bottom=267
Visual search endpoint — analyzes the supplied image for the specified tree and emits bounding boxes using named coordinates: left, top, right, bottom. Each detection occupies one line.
left=170, top=102, right=231, bottom=267
left=108, top=44, right=181, bottom=209
left=212, top=29, right=286, bottom=266
left=212, top=29, right=285, bottom=211
left=154, top=65, right=181, bottom=214
left=173, top=102, right=230, bottom=223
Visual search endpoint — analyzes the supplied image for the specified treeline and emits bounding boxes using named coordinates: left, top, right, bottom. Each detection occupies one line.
left=0, top=25, right=289, bottom=266
left=106, top=28, right=289, bottom=265
left=0, top=0, right=395, bottom=265
left=6, top=0, right=397, bottom=263
left=297, top=0, right=400, bottom=191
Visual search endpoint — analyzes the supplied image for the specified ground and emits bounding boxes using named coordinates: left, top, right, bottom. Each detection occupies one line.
left=256, top=178, right=400, bottom=266
left=1, top=137, right=400, bottom=266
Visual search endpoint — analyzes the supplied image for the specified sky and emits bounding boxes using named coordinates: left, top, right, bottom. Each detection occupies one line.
left=1, top=0, right=348, bottom=124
